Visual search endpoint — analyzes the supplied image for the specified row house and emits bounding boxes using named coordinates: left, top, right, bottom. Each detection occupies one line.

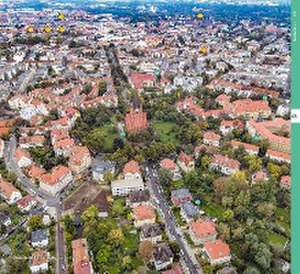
left=15, top=147, right=32, bottom=168
left=40, top=165, right=73, bottom=196
left=19, top=135, right=45, bottom=149
left=266, top=149, right=290, bottom=164
left=230, top=140, right=259, bottom=155
left=246, top=119, right=290, bottom=153
left=203, top=131, right=221, bottom=147
left=0, top=178, right=22, bottom=204
left=220, top=120, right=243, bottom=136
left=229, top=99, right=272, bottom=119
left=209, top=154, right=240, bottom=175
left=69, top=145, right=92, bottom=174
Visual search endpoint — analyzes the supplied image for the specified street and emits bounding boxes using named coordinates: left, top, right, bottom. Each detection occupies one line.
left=4, top=136, right=67, bottom=274
left=146, top=166, right=202, bottom=274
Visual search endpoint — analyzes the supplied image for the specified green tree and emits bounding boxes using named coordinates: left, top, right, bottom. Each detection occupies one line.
left=28, top=215, right=43, bottom=230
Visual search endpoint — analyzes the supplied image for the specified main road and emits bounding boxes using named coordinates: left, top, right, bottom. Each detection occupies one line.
left=4, top=136, right=67, bottom=274
left=145, top=165, right=202, bottom=274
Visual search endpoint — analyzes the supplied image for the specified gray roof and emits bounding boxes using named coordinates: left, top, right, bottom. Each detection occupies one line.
left=141, top=223, right=162, bottom=238
left=171, top=188, right=191, bottom=199
left=92, top=157, right=115, bottom=174
left=31, top=229, right=48, bottom=243
left=181, top=201, right=199, bottom=219
left=153, top=244, right=173, bottom=263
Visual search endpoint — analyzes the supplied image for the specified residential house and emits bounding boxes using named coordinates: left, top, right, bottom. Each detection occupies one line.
left=266, top=149, right=290, bottom=164
left=19, top=135, right=45, bottom=149
left=123, top=160, right=142, bottom=180
left=126, top=190, right=150, bottom=208
left=40, top=165, right=73, bottom=196
left=72, top=238, right=93, bottom=274
left=152, top=244, right=174, bottom=271
left=30, top=250, right=49, bottom=273
left=209, top=154, right=240, bottom=175
left=177, top=152, right=195, bottom=173
left=17, top=195, right=37, bottom=212
left=189, top=219, right=217, bottom=245
left=140, top=223, right=163, bottom=244
left=111, top=177, right=144, bottom=196
left=171, top=188, right=193, bottom=207
left=91, top=158, right=115, bottom=182
left=203, top=131, right=221, bottom=147
left=53, top=138, right=75, bottom=157
left=230, top=140, right=259, bottom=155
left=160, top=158, right=181, bottom=180
left=220, top=120, right=243, bottom=136
left=280, top=176, right=291, bottom=190
left=180, top=201, right=200, bottom=223
left=31, top=229, right=49, bottom=248
left=203, top=240, right=231, bottom=265
left=0, top=178, right=22, bottom=204
left=0, top=212, right=11, bottom=227
left=133, top=205, right=156, bottom=228
left=162, top=264, right=183, bottom=274
left=251, top=171, right=269, bottom=184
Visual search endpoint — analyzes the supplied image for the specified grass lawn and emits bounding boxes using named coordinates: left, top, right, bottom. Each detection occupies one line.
left=267, top=232, right=287, bottom=248
left=152, top=120, right=179, bottom=145
left=202, top=201, right=225, bottom=219
left=275, top=207, right=290, bottom=233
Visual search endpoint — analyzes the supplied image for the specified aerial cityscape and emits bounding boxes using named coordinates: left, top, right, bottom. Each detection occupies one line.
left=0, top=1, right=290, bottom=274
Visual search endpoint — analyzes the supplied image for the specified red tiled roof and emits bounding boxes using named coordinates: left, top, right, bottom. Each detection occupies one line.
left=204, top=240, right=230, bottom=260
left=230, top=140, right=259, bottom=153
left=125, top=108, right=148, bottom=133
left=123, top=160, right=140, bottom=175
left=280, top=176, right=291, bottom=188
left=162, top=265, right=183, bottom=274
left=72, top=239, right=92, bottom=274
left=69, top=146, right=90, bottom=166
left=190, top=219, right=217, bottom=238
left=15, top=148, right=31, bottom=161
left=203, top=131, right=221, bottom=142
left=31, top=250, right=48, bottom=266
left=212, top=154, right=240, bottom=169
left=160, top=158, right=176, bottom=170
left=130, top=72, right=155, bottom=90
left=266, top=149, right=290, bottom=161
left=0, top=178, right=20, bottom=199
left=231, top=99, right=271, bottom=116
left=133, top=205, right=155, bottom=220
left=178, top=152, right=193, bottom=165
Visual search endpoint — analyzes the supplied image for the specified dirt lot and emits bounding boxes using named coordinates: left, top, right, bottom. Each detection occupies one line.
left=63, top=182, right=104, bottom=215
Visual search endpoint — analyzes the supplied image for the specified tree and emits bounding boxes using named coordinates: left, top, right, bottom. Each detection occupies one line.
left=254, top=243, right=272, bottom=270
left=243, top=155, right=262, bottom=173
left=108, top=229, right=124, bottom=247
left=28, top=215, right=43, bottom=230
left=103, top=171, right=113, bottom=184
left=82, top=205, right=98, bottom=223
left=267, top=163, right=282, bottom=180
left=138, top=240, right=154, bottom=262
left=223, top=209, right=234, bottom=222
left=98, top=81, right=107, bottom=96
left=243, top=266, right=261, bottom=274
